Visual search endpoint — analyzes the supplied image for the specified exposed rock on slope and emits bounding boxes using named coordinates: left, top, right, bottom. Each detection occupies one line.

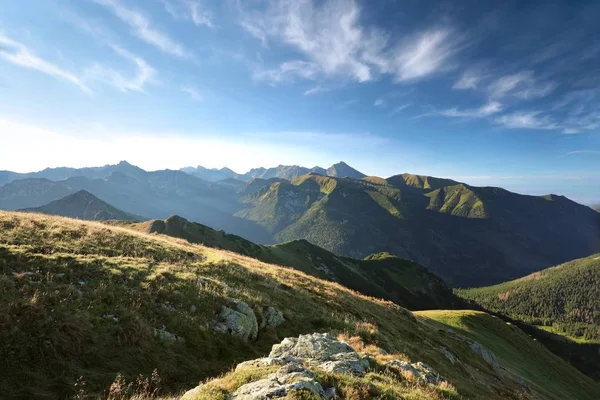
left=182, top=333, right=443, bottom=399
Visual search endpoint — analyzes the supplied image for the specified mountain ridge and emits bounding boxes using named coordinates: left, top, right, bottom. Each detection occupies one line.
left=124, top=214, right=461, bottom=310
left=0, top=161, right=598, bottom=286
left=21, top=190, right=142, bottom=221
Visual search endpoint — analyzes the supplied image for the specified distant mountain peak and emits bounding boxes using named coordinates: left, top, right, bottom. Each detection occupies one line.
left=326, top=161, right=366, bottom=179
left=21, top=190, right=140, bottom=221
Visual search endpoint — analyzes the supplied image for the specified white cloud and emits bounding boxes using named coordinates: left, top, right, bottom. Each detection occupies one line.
left=453, top=68, right=485, bottom=90
left=181, top=85, right=203, bottom=101
left=0, top=33, right=91, bottom=93
left=494, top=111, right=557, bottom=130
left=253, top=60, right=321, bottom=84
left=92, top=0, right=191, bottom=58
left=488, top=71, right=556, bottom=100
left=390, top=28, right=459, bottom=82
left=440, top=101, right=503, bottom=118
left=159, top=0, right=214, bottom=28
left=374, top=98, right=385, bottom=107
left=239, top=0, right=462, bottom=84
left=565, top=150, right=600, bottom=156
left=84, top=46, right=156, bottom=92
left=390, top=103, right=412, bottom=115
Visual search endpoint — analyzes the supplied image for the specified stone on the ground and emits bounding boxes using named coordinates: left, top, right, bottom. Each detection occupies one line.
left=262, top=306, right=285, bottom=328
left=211, top=298, right=258, bottom=341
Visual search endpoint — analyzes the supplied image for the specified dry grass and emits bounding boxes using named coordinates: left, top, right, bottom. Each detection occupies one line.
left=0, top=211, right=598, bottom=400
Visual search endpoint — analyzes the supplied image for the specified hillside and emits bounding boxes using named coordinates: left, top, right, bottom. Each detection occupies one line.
left=235, top=173, right=600, bottom=286
left=125, top=215, right=461, bottom=310
left=1, top=161, right=599, bottom=287
left=21, top=190, right=141, bottom=221
left=457, top=254, right=600, bottom=380
left=1, top=211, right=598, bottom=400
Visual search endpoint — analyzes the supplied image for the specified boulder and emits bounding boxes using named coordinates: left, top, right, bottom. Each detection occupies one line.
left=270, top=333, right=354, bottom=361
left=469, top=341, right=500, bottom=372
left=387, top=360, right=443, bottom=385
left=263, top=306, right=285, bottom=328
left=212, top=299, right=258, bottom=341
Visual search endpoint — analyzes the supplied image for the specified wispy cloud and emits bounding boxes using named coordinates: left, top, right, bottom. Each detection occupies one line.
left=181, top=85, right=203, bottom=101
left=253, top=60, right=321, bottom=84
left=159, top=0, right=214, bottom=28
left=92, top=0, right=191, bottom=58
left=336, top=98, right=359, bottom=110
left=390, top=28, right=462, bottom=82
left=390, top=103, right=412, bottom=115
left=494, top=111, right=557, bottom=130
left=565, top=150, right=600, bottom=156
left=453, top=67, right=486, bottom=90
left=0, top=33, right=91, bottom=93
left=238, top=0, right=464, bottom=85
left=84, top=45, right=156, bottom=92
left=440, top=101, right=503, bottom=118
left=487, top=70, right=556, bottom=100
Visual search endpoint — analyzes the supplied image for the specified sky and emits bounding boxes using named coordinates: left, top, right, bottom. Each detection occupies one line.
left=0, top=0, right=599, bottom=204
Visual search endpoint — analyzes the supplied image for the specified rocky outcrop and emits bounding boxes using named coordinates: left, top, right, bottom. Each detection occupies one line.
left=468, top=340, right=500, bottom=372
left=262, top=306, right=285, bottom=328
left=229, top=363, right=330, bottom=400
left=182, top=333, right=444, bottom=399
left=387, top=360, right=443, bottom=385
left=212, top=299, right=258, bottom=341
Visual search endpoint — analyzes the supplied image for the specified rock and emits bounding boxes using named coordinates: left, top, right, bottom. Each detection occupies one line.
left=182, top=333, right=374, bottom=399
left=438, top=346, right=458, bottom=365
left=387, top=360, right=443, bottom=385
left=469, top=341, right=500, bottom=372
left=231, top=364, right=327, bottom=400
left=270, top=333, right=354, bottom=361
left=212, top=299, right=258, bottom=341
left=153, top=327, right=185, bottom=343
left=263, top=306, right=285, bottom=328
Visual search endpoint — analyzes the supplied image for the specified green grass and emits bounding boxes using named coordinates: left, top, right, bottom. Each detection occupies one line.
left=417, top=310, right=600, bottom=400
left=1, top=211, right=599, bottom=399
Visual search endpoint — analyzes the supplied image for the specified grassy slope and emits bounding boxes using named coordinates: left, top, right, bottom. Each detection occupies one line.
left=126, top=215, right=460, bottom=310
left=456, top=255, right=600, bottom=381
left=1, top=211, right=598, bottom=399
left=417, top=310, right=599, bottom=400
left=456, top=255, right=600, bottom=341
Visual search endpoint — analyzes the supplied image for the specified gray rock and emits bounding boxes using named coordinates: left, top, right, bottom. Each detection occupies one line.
left=153, top=327, right=185, bottom=343
left=438, top=346, right=458, bottom=365
left=212, top=299, right=258, bottom=341
left=387, top=360, right=443, bottom=385
left=469, top=341, right=500, bottom=372
left=270, top=333, right=354, bottom=361
left=231, top=365, right=326, bottom=400
left=263, top=306, right=285, bottom=328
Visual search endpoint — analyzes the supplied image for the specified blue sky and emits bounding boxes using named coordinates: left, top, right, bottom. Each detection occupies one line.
left=0, top=0, right=599, bottom=204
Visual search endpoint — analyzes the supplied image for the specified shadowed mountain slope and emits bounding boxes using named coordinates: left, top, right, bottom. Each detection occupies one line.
left=21, top=190, right=142, bottom=221
left=125, top=214, right=461, bottom=310
left=234, top=173, right=600, bottom=286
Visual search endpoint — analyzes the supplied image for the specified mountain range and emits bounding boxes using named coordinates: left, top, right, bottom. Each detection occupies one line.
left=1, top=161, right=598, bottom=287
left=181, top=161, right=365, bottom=181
